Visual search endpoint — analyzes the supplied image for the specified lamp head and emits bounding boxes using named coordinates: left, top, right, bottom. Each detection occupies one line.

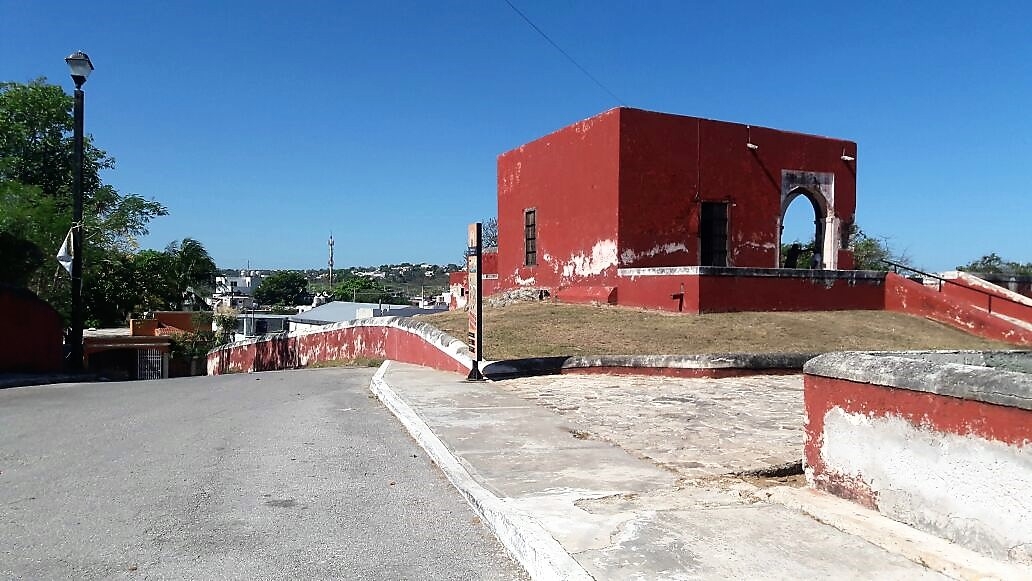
left=65, top=51, right=94, bottom=88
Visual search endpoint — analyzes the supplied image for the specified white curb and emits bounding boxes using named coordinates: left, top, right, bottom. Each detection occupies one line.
left=370, top=361, right=593, bottom=581
left=758, top=486, right=1030, bottom=580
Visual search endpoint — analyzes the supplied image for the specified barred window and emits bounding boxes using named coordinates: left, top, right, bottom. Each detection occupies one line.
left=524, top=209, right=537, bottom=266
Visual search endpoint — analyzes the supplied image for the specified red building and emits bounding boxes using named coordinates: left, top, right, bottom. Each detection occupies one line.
left=495, top=107, right=867, bottom=312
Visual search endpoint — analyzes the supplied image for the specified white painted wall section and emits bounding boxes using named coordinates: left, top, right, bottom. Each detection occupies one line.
left=819, top=407, right=1032, bottom=564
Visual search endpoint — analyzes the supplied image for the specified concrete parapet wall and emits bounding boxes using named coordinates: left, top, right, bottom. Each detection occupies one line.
left=803, top=351, right=1032, bottom=565
left=484, top=352, right=816, bottom=379
left=207, top=317, right=471, bottom=375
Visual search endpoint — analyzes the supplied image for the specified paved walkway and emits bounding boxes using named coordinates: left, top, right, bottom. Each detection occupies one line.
left=374, top=362, right=979, bottom=580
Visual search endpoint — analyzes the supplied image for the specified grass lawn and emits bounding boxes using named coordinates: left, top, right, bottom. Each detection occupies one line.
left=417, top=301, right=1012, bottom=360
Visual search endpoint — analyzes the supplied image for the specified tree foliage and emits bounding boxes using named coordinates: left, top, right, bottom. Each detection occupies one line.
left=482, top=217, right=498, bottom=249
left=255, top=271, right=310, bottom=306
left=1, top=78, right=175, bottom=325
left=848, top=227, right=910, bottom=270
left=779, top=225, right=908, bottom=271
left=957, top=254, right=1032, bottom=275
left=330, top=275, right=406, bottom=304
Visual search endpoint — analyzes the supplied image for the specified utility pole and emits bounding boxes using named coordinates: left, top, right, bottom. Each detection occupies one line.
left=328, top=233, right=335, bottom=290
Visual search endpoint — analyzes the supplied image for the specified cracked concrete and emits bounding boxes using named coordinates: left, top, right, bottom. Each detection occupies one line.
left=376, top=362, right=960, bottom=579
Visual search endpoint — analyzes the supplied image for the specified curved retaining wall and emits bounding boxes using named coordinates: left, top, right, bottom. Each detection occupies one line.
left=803, top=350, right=1032, bottom=565
left=207, top=317, right=472, bottom=375
left=483, top=352, right=817, bottom=379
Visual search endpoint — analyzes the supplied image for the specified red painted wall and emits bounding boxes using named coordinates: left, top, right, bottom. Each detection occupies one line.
left=885, top=273, right=1032, bottom=345
left=497, top=109, right=622, bottom=290
left=208, top=322, right=469, bottom=376
left=615, top=275, right=701, bottom=312
left=0, top=286, right=63, bottom=373
left=614, top=272, right=883, bottom=313
left=697, top=274, right=883, bottom=313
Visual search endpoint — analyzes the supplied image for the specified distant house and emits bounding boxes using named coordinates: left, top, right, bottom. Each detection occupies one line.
left=211, top=270, right=263, bottom=310
left=234, top=313, right=290, bottom=342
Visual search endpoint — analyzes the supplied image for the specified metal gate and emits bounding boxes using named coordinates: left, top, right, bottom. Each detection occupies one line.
left=137, top=349, right=164, bottom=380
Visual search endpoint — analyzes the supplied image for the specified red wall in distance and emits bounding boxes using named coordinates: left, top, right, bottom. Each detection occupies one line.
left=209, top=322, right=469, bottom=376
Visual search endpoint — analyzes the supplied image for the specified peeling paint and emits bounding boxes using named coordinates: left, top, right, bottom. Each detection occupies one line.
left=819, top=406, right=1032, bottom=563
left=619, top=243, right=689, bottom=265
left=514, top=271, right=537, bottom=287
left=561, top=239, right=619, bottom=279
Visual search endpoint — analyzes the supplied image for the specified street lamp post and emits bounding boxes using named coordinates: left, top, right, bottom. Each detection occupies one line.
left=65, top=50, right=93, bottom=371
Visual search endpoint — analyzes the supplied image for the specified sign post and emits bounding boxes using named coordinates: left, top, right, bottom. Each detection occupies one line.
left=466, top=222, right=485, bottom=381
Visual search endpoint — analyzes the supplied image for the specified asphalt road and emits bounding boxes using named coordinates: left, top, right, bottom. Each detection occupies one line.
left=0, top=368, right=527, bottom=580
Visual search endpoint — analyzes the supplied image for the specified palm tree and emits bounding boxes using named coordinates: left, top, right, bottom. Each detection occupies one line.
left=164, top=238, right=217, bottom=310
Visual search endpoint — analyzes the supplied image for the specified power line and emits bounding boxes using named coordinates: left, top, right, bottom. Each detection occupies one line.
left=502, top=0, right=626, bottom=106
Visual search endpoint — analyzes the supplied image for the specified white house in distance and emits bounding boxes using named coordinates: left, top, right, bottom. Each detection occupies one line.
left=211, top=270, right=263, bottom=310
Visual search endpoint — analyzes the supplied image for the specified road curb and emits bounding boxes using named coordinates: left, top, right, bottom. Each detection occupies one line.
left=369, top=361, right=592, bottom=581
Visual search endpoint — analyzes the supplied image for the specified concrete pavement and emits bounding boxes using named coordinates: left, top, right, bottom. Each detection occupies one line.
left=373, top=361, right=1029, bottom=580
left=0, top=369, right=526, bottom=580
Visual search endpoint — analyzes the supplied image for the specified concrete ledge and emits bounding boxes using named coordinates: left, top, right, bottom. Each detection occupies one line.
left=618, top=266, right=886, bottom=280
left=804, top=351, right=1032, bottom=410
left=484, top=352, right=817, bottom=379
left=369, top=361, right=592, bottom=581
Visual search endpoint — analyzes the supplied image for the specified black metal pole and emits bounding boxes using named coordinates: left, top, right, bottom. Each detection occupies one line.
left=69, top=85, right=85, bottom=371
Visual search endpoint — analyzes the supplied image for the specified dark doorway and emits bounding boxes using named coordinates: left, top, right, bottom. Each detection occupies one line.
left=700, top=202, right=729, bottom=267
left=780, top=188, right=825, bottom=268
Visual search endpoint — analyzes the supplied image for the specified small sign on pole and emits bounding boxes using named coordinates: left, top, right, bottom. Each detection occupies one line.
left=466, top=222, right=485, bottom=381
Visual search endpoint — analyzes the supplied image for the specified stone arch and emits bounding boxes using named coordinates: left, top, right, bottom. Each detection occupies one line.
left=779, top=170, right=839, bottom=269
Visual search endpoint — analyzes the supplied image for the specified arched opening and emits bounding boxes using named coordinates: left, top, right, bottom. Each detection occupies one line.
left=779, top=187, right=826, bottom=268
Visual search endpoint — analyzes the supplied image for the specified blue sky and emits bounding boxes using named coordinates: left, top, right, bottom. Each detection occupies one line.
left=2, top=1, right=1029, bottom=271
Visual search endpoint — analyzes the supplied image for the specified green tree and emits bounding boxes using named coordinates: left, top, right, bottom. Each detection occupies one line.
left=0, top=79, right=167, bottom=320
left=957, top=254, right=1032, bottom=275
left=848, top=227, right=909, bottom=270
left=164, top=237, right=217, bottom=308
left=255, top=271, right=310, bottom=306
left=332, top=275, right=381, bottom=301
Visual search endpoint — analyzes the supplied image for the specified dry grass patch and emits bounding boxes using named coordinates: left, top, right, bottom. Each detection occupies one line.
left=417, top=302, right=1011, bottom=360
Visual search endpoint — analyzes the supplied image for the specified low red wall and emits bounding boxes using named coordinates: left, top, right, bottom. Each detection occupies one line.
left=615, top=276, right=701, bottom=312
left=804, top=373, right=1032, bottom=506
left=0, top=286, right=63, bottom=373
left=208, top=319, right=470, bottom=375
left=939, top=276, right=1032, bottom=325
left=697, top=275, right=884, bottom=313
left=803, top=353, right=1032, bottom=564
left=612, top=270, right=884, bottom=313
left=885, top=273, right=1032, bottom=346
